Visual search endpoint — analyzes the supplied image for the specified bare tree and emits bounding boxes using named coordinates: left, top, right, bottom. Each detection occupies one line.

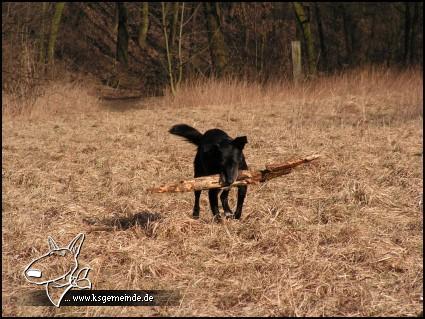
left=161, top=2, right=185, bottom=95
left=314, top=3, right=327, bottom=70
left=203, top=2, right=229, bottom=76
left=171, top=2, right=180, bottom=47
left=39, top=2, right=48, bottom=65
left=339, top=3, right=358, bottom=65
left=47, top=2, right=65, bottom=64
left=116, top=2, right=129, bottom=67
left=409, top=2, right=420, bottom=64
left=138, top=2, right=149, bottom=49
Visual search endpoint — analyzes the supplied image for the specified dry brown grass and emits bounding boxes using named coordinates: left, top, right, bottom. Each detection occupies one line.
left=2, top=67, right=423, bottom=316
left=2, top=76, right=100, bottom=118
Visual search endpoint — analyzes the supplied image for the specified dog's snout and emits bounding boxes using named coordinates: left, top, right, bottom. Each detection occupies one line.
left=219, top=173, right=230, bottom=186
left=220, top=172, right=235, bottom=185
left=226, top=177, right=235, bottom=185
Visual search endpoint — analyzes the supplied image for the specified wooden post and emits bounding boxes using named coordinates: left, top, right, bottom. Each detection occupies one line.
left=293, top=3, right=317, bottom=77
left=291, top=40, right=302, bottom=84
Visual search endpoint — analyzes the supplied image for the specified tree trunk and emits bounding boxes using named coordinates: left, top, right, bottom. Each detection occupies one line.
left=188, top=3, right=200, bottom=76
left=409, top=2, right=419, bottom=64
left=203, top=2, right=229, bottom=77
left=161, top=2, right=176, bottom=95
left=314, top=3, right=327, bottom=70
left=403, top=2, right=412, bottom=65
left=170, top=2, right=180, bottom=47
left=293, top=2, right=317, bottom=77
left=47, top=2, right=65, bottom=64
left=39, top=2, right=48, bottom=65
left=366, top=8, right=377, bottom=63
left=177, top=2, right=185, bottom=86
left=116, top=2, right=129, bottom=67
left=260, top=32, right=266, bottom=76
left=138, top=2, right=149, bottom=49
left=340, top=3, right=358, bottom=65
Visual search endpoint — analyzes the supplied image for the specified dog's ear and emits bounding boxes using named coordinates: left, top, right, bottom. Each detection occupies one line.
left=232, top=136, right=248, bottom=150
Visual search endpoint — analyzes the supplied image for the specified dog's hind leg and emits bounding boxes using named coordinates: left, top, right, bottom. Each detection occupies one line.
left=193, top=190, right=201, bottom=219
left=234, top=185, right=247, bottom=219
left=220, top=189, right=233, bottom=218
left=193, top=152, right=203, bottom=219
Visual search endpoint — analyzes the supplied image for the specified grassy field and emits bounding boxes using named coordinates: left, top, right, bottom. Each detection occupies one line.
left=2, top=68, right=423, bottom=316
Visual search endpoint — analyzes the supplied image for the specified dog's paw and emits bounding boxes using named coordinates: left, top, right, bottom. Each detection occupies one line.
left=224, top=211, right=235, bottom=219
left=212, top=214, right=222, bottom=223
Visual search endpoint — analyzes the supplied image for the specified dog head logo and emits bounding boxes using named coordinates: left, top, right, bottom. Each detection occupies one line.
left=23, top=233, right=92, bottom=307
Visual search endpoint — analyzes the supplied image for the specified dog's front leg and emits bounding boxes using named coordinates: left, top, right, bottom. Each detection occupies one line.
left=234, top=185, right=247, bottom=219
left=220, top=189, right=234, bottom=218
left=208, top=189, right=221, bottom=221
left=193, top=190, right=201, bottom=219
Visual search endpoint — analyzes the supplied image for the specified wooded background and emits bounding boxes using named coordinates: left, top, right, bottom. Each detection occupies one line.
left=2, top=2, right=423, bottom=95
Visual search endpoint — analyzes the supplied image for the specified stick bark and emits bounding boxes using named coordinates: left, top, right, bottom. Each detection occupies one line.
left=148, top=154, right=320, bottom=193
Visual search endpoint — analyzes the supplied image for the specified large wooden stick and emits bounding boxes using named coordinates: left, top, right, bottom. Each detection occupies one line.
left=148, top=154, right=320, bottom=193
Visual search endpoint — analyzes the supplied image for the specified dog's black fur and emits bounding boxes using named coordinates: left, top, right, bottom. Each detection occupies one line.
left=169, top=124, right=248, bottom=220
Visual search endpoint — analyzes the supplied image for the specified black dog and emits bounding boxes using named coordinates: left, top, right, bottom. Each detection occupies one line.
left=169, top=124, right=248, bottom=220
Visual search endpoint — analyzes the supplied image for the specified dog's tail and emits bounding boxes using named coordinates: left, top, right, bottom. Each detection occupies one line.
left=169, top=124, right=203, bottom=146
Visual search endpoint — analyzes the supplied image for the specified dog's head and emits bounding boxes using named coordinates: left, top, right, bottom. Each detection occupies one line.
left=204, top=136, right=248, bottom=185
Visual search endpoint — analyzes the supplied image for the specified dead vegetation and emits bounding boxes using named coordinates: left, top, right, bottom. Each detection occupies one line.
left=2, top=68, right=423, bottom=316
